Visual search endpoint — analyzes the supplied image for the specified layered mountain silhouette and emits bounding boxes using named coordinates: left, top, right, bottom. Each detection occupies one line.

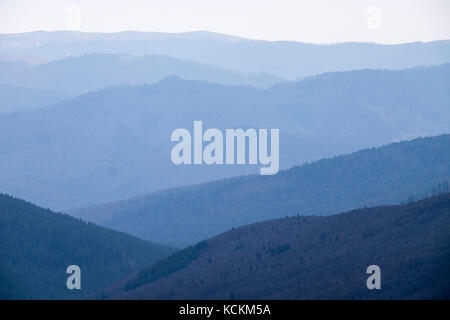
left=0, top=64, right=448, bottom=211
left=0, top=29, right=449, bottom=301
left=1, top=31, right=449, bottom=79
left=0, top=53, right=283, bottom=99
left=71, top=134, right=450, bottom=246
left=0, top=194, right=175, bottom=299
left=100, top=193, right=450, bottom=299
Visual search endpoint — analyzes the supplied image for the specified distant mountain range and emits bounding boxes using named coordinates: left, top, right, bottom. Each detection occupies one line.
left=1, top=29, right=449, bottom=302
left=0, top=64, right=449, bottom=210
left=1, top=31, right=449, bottom=79
left=71, top=134, right=450, bottom=246
left=100, top=193, right=450, bottom=299
left=0, top=194, right=175, bottom=299
left=0, top=53, right=283, bottom=100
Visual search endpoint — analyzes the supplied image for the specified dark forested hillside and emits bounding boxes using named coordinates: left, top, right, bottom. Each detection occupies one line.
left=101, top=193, right=450, bottom=300
left=72, top=134, right=450, bottom=246
left=0, top=194, right=175, bottom=299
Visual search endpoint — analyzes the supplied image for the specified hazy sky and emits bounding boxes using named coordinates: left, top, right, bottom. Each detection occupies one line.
left=0, top=0, right=449, bottom=43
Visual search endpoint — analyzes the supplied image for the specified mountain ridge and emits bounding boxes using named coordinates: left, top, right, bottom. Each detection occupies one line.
left=100, top=193, right=450, bottom=299
left=1, top=31, right=448, bottom=79
left=70, top=134, right=450, bottom=246
left=0, top=53, right=284, bottom=98
left=0, top=193, right=175, bottom=299
left=0, top=64, right=450, bottom=210
left=1, top=64, right=449, bottom=211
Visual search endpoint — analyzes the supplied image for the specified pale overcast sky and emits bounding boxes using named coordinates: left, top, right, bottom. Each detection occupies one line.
left=0, top=0, right=449, bottom=44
